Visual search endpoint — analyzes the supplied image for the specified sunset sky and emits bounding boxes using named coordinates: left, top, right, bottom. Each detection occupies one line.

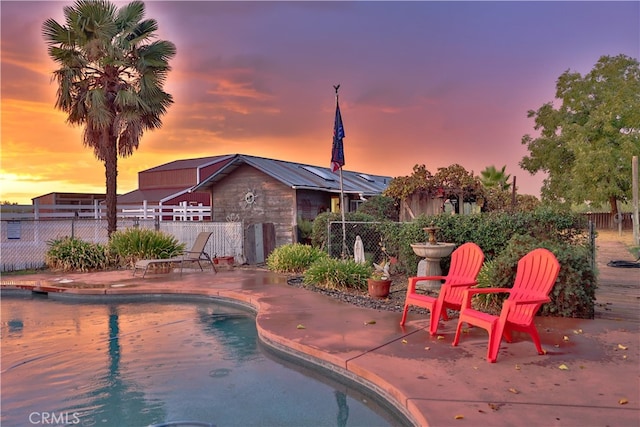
left=1, top=1, right=638, bottom=204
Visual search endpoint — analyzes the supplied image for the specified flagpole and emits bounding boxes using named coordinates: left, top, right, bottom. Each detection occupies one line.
left=334, top=85, right=348, bottom=259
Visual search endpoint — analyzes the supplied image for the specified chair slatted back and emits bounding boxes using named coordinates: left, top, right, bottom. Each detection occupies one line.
left=506, top=248, right=560, bottom=324
left=442, top=242, right=485, bottom=304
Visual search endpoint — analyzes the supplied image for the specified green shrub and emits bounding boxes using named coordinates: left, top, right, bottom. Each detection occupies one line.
left=108, top=228, right=185, bottom=268
left=303, top=258, right=372, bottom=291
left=474, top=234, right=596, bottom=318
left=266, top=243, right=329, bottom=273
left=356, top=195, right=399, bottom=221
left=45, top=236, right=111, bottom=272
left=297, top=217, right=313, bottom=242
left=375, top=208, right=589, bottom=276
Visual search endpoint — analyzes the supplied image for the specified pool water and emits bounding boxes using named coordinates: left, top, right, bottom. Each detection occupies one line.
left=1, top=293, right=405, bottom=427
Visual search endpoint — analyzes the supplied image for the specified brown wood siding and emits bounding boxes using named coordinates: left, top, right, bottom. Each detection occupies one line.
left=399, top=194, right=443, bottom=222
left=295, top=189, right=331, bottom=220
left=211, top=164, right=296, bottom=246
left=139, top=169, right=197, bottom=190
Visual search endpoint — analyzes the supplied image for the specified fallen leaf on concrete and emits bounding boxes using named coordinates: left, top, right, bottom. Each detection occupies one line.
left=364, top=320, right=376, bottom=325
left=618, top=344, right=628, bottom=350
left=425, top=346, right=430, bottom=350
left=563, top=335, right=569, bottom=341
left=402, top=339, right=408, bottom=344
left=619, top=398, right=628, bottom=405
left=559, top=364, right=569, bottom=370
left=515, top=364, right=521, bottom=370
left=573, top=329, right=583, bottom=334
left=454, top=415, right=464, bottom=420
left=488, top=403, right=501, bottom=411
left=296, top=324, right=306, bottom=329
left=437, top=335, right=445, bottom=340
left=508, top=388, right=519, bottom=394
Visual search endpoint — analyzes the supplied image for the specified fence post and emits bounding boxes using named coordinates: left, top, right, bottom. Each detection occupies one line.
left=589, top=220, right=596, bottom=270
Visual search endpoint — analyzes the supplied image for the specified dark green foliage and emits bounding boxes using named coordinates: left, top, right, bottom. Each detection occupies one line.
left=45, top=237, right=111, bottom=272
left=108, top=228, right=185, bottom=268
left=303, top=258, right=372, bottom=291
left=356, top=195, right=399, bottom=221
left=266, top=243, right=329, bottom=273
left=297, top=217, right=313, bottom=242
left=474, top=234, right=596, bottom=318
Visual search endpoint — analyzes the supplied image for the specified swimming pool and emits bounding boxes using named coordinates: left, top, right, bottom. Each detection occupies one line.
left=1, top=293, right=408, bottom=426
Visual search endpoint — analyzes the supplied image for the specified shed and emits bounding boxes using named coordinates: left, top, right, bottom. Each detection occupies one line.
left=191, top=154, right=392, bottom=247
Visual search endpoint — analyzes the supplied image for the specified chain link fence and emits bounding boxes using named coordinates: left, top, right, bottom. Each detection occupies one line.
left=327, top=221, right=390, bottom=264
left=1, top=219, right=243, bottom=272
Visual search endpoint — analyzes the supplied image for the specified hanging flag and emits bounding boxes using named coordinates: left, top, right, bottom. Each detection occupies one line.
left=330, top=100, right=345, bottom=172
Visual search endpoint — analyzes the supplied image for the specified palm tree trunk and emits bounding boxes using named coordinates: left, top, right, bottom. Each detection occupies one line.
left=105, top=136, right=118, bottom=237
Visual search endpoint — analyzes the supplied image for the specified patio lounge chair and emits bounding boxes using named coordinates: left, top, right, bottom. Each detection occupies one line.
left=400, top=242, right=484, bottom=335
left=452, top=248, right=560, bottom=363
left=133, top=231, right=216, bottom=277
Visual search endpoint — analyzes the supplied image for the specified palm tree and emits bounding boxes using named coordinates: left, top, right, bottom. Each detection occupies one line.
left=480, top=165, right=511, bottom=191
left=42, top=0, right=176, bottom=236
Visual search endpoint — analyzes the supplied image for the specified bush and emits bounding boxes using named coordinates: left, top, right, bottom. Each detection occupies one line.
left=303, top=258, right=372, bottom=291
left=266, top=243, right=329, bottom=273
left=356, top=195, right=399, bottom=221
left=474, top=234, right=596, bottom=318
left=45, top=236, right=111, bottom=272
left=108, top=228, right=185, bottom=268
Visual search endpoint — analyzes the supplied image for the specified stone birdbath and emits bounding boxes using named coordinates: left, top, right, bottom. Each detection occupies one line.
left=410, top=226, right=455, bottom=290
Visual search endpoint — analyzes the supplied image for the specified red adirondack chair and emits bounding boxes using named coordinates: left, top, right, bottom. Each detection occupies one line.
left=452, top=248, right=561, bottom=363
left=400, top=242, right=484, bottom=336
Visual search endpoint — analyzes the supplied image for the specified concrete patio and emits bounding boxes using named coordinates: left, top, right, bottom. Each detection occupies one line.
left=2, top=239, right=638, bottom=426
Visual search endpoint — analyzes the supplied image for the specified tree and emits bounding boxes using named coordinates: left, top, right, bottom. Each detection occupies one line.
left=433, top=164, right=484, bottom=204
left=520, top=54, right=640, bottom=216
left=480, top=165, right=511, bottom=191
left=42, top=0, right=176, bottom=236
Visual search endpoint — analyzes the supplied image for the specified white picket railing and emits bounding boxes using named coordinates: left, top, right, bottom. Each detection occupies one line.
left=1, top=201, right=211, bottom=221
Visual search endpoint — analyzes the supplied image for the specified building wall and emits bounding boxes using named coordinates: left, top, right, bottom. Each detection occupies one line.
left=295, top=189, right=331, bottom=220
left=139, top=169, right=196, bottom=189
left=211, top=164, right=295, bottom=246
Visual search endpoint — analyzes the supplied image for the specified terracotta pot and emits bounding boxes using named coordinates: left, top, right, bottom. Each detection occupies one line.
left=214, top=256, right=234, bottom=266
left=367, top=278, right=391, bottom=299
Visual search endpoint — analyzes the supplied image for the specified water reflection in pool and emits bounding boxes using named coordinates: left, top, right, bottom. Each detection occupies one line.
left=1, top=294, right=406, bottom=427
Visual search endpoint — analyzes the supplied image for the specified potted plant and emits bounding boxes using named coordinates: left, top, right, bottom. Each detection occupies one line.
left=367, top=260, right=392, bottom=299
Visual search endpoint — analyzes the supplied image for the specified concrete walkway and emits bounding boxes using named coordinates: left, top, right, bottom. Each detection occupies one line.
left=2, top=242, right=639, bottom=427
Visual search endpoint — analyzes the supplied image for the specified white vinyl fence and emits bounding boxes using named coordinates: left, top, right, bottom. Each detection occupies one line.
left=0, top=219, right=243, bottom=272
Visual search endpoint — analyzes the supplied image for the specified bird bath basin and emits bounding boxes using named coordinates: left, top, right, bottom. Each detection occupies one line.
left=411, top=227, right=456, bottom=290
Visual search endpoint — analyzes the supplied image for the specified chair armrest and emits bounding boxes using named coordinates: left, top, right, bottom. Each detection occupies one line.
left=461, top=288, right=512, bottom=309
left=511, top=296, right=551, bottom=306
left=447, top=281, right=479, bottom=288
left=407, top=276, right=446, bottom=293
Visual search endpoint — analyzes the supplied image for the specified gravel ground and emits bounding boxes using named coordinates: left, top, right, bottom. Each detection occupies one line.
left=286, top=273, right=431, bottom=316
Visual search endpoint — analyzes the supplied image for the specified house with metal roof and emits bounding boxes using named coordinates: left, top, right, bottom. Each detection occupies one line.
left=188, top=154, right=392, bottom=247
